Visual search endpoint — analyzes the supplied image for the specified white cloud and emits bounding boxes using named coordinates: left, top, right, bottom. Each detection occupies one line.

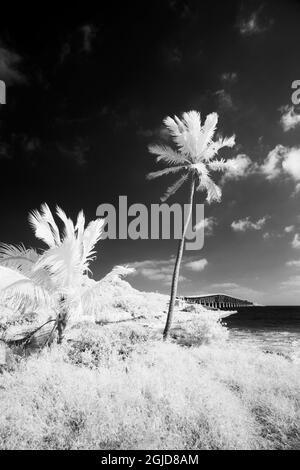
left=280, top=105, right=300, bottom=132
left=284, top=225, right=295, bottom=233
left=210, top=282, right=262, bottom=301
left=221, top=72, right=238, bottom=84
left=215, top=89, right=236, bottom=111
left=294, top=183, right=300, bottom=195
left=239, top=12, right=261, bottom=35
left=282, top=148, right=300, bottom=181
left=222, top=154, right=255, bottom=182
left=281, top=275, right=300, bottom=288
left=210, top=282, right=239, bottom=289
left=238, top=8, right=271, bottom=36
left=80, top=24, right=97, bottom=53
left=231, top=216, right=268, bottom=232
left=58, top=138, right=90, bottom=167
left=129, top=257, right=186, bottom=285
left=260, top=145, right=285, bottom=180
left=261, top=145, right=300, bottom=182
left=194, top=217, right=217, bottom=236
left=0, top=44, right=26, bottom=84
left=185, top=258, right=208, bottom=272
left=292, top=234, right=300, bottom=249
left=286, top=259, right=300, bottom=267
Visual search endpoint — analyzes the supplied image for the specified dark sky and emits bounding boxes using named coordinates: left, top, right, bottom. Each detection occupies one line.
left=1, top=0, right=300, bottom=304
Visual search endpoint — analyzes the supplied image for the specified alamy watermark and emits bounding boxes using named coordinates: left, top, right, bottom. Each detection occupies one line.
left=0, top=80, right=6, bottom=104
left=96, top=196, right=205, bottom=250
left=291, top=80, right=300, bottom=105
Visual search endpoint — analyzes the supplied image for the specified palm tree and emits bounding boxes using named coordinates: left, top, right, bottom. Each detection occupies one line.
left=0, top=204, right=104, bottom=343
left=147, top=111, right=235, bottom=339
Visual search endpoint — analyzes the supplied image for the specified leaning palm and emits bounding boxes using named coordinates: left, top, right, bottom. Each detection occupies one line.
left=0, top=204, right=104, bottom=343
left=147, top=111, right=235, bottom=339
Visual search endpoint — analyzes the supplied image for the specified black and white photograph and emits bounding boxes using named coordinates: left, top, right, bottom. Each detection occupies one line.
left=0, top=0, right=300, bottom=453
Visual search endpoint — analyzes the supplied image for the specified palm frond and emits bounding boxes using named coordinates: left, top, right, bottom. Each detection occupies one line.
left=163, top=115, right=193, bottom=156
left=146, top=166, right=185, bottom=180
left=148, top=144, right=188, bottom=165
left=56, top=206, right=76, bottom=242
left=182, top=111, right=201, bottom=135
left=0, top=243, right=39, bottom=274
left=40, top=203, right=61, bottom=246
left=220, top=135, right=236, bottom=148
left=82, top=218, right=105, bottom=268
left=161, top=173, right=189, bottom=202
left=29, top=207, right=58, bottom=248
left=0, top=266, right=53, bottom=311
left=197, top=112, right=218, bottom=155
left=75, top=210, right=85, bottom=243
left=208, top=159, right=227, bottom=172
left=34, top=238, right=82, bottom=289
left=203, top=135, right=235, bottom=161
left=197, top=173, right=222, bottom=203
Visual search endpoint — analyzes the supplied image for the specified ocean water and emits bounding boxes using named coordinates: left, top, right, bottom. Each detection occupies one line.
left=223, top=306, right=300, bottom=360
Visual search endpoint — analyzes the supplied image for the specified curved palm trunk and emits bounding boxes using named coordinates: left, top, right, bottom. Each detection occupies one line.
left=163, top=176, right=196, bottom=340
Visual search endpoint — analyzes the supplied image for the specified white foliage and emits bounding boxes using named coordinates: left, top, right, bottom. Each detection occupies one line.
left=147, top=110, right=235, bottom=203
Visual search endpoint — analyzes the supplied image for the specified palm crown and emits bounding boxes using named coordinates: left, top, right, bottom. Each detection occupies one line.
left=147, top=110, right=235, bottom=202
left=0, top=204, right=104, bottom=312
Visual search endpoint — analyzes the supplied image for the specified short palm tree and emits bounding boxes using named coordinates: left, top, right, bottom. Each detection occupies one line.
left=147, top=111, right=235, bottom=339
left=0, top=204, right=104, bottom=343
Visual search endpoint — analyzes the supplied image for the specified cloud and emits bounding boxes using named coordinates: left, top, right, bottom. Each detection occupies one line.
left=80, top=24, right=97, bottom=53
left=292, top=234, right=300, bottom=249
left=294, top=183, right=300, bottom=195
left=211, top=282, right=239, bottom=290
left=0, top=141, right=11, bottom=160
left=167, top=0, right=194, bottom=21
left=0, top=43, right=26, bottom=84
left=220, top=72, right=238, bottom=85
left=281, top=275, right=300, bottom=289
left=162, top=46, right=183, bottom=66
left=215, top=89, right=236, bottom=111
left=194, top=217, right=217, bottom=236
left=209, top=282, right=262, bottom=301
left=231, top=216, right=268, bottom=232
left=129, top=257, right=186, bottom=285
left=286, top=259, right=300, bottom=268
left=285, top=225, right=295, bottom=233
left=260, top=145, right=285, bottom=180
left=261, top=145, right=300, bottom=182
left=282, top=148, right=300, bottom=181
left=237, top=8, right=272, bottom=36
left=222, top=154, right=255, bottom=182
left=21, top=136, right=41, bottom=153
left=59, top=24, right=97, bottom=63
left=58, top=138, right=90, bottom=166
left=263, top=230, right=284, bottom=240
left=280, top=105, right=300, bottom=132
left=184, top=258, right=208, bottom=272
left=60, top=41, right=71, bottom=64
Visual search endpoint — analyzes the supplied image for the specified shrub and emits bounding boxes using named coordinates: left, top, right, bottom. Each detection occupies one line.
left=63, top=322, right=150, bottom=369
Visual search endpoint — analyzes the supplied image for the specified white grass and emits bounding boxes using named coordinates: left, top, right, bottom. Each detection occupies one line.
left=0, top=270, right=299, bottom=450
left=0, top=330, right=299, bottom=450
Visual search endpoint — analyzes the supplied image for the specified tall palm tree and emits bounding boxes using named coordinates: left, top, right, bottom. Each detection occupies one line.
left=147, top=111, right=235, bottom=339
left=0, top=204, right=104, bottom=343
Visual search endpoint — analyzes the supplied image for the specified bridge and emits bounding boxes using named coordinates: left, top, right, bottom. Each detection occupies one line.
left=178, top=293, right=253, bottom=310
